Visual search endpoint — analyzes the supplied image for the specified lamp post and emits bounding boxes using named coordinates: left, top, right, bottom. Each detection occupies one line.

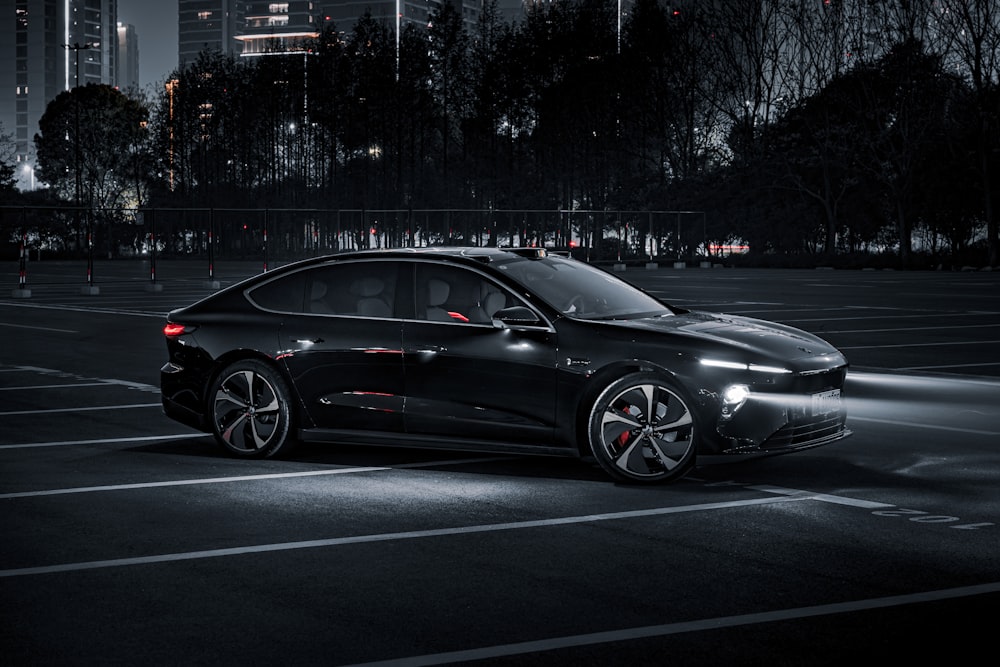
left=62, top=42, right=99, bottom=295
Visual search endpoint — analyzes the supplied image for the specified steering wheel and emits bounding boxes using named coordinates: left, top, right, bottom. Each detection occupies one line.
left=564, top=294, right=585, bottom=314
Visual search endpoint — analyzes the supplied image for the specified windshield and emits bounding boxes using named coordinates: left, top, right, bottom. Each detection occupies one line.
left=495, top=256, right=673, bottom=320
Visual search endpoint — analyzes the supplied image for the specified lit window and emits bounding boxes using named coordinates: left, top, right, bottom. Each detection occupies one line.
left=198, top=11, right=212, bottom=20
left=269, top=3, right=289, bottom=12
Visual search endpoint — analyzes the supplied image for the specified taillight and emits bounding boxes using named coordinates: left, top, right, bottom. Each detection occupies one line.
left=163, top=323, right=193, bottom=337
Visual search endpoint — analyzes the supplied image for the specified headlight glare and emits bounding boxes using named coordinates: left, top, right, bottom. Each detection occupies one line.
left=721, top=383, right=750, bottom=420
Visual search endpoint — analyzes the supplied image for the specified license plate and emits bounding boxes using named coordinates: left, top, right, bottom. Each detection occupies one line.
left=811, top=389, right=841, bottom=416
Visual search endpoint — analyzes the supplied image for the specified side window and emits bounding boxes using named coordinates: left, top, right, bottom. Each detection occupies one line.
left=247, top=270, right=308, bottom=313
left=415, top=264, right=514, bottom=324
left=307, top=261, right=398, bottom=317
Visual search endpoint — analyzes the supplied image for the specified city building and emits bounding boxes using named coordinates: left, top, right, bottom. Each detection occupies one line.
left=238, top=1, right=318, bottom=57
left=117, top=21, right=138, bottom=92
left=178, top=0, right=244, bottom=65
left=1, top=0, right=119, bottom=190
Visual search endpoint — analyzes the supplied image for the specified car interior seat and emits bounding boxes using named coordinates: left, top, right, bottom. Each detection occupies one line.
left=425, top=278, right=452, bottom=321
left=309, top=281, right=334, bottom=313
left=351, top=277, right=391, bottom=317
left=470, top=283, right=507, bottom=323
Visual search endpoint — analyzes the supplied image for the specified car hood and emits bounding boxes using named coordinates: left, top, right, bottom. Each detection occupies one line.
left=602, top=311, right=844, bottom=366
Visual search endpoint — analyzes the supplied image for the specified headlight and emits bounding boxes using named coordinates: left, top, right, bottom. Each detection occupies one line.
left=721, top=383, right=750, bottom=419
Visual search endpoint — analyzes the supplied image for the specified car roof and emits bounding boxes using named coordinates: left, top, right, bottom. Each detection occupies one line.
left=275, top=246, right=561, bottom=272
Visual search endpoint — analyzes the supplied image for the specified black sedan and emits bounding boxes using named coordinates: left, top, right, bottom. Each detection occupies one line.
left=161, top=247, right=850, bottom=484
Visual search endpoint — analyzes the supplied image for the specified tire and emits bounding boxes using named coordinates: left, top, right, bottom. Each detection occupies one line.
left=587, top=372, right=697, bottom=483
left=209, top=359, right=295, bottom=458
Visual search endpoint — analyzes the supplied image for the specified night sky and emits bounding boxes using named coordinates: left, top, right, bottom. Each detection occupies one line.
left=118, top=0, right=179, bottom=92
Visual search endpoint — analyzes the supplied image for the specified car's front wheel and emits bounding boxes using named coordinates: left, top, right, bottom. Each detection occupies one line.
left=209, top=359, right=294, bottom=458
left=587, top=373, right=697, bottom=483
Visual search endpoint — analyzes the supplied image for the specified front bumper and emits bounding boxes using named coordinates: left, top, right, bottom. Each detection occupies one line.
left=710, top=365, right=850, bottom=454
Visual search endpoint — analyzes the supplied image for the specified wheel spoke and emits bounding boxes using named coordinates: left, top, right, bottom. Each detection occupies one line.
left=256, top=394, right=280, bottom=415
left=653, top=412, right=693, bottom=433
left=614, top=438, right=653, bottom=474
left=602, top=407, right=642, bottom=431
left=640, top=384, right=656, bottom=423
left=646, top=438, right=687, bottom=471
left=215, top=384, right=246, bottom=408
left=220, top=411, right=249, bottom=447
left=249, top=418, right=272, bottom=449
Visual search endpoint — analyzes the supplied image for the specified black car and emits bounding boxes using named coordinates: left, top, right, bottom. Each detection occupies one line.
left=161, top=247, right=850, bottom=483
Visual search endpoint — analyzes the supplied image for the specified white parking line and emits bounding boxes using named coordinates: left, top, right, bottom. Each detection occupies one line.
left=826, top=324, right=1000, bottom=334
left=746, top=485, right=893, bottom=509
left=0, top=434, right=204, bottom=450
left=840, top=339, right=1000, bottom=350
left=0, top=301, right=165, bottom=318
left=850, top=416, right=1000, bottom=436
left=0, top=466, right=392, bottom=499
left=0, top=496, right=809, bottom=578
left=899, top=361, right=1000, bottom=371
left=0, top=456, right=514, bottom=496
left=0, top=321, right=78, bottom=333
left=0, top=382, right=116, bottom=392
left=338, top=582, right=1000, bottom=667
left=0, top=403, right=161, bottom=416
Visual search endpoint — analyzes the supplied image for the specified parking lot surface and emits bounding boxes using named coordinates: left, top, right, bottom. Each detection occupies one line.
left=2, top=260, right=998, bottom=665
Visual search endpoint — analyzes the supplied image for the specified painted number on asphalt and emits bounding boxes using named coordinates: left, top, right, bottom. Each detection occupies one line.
left=871, top=508, right=993, bottom=530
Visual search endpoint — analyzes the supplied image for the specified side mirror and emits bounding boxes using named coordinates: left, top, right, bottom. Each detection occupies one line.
left=492, top=306, right=541, bottom=327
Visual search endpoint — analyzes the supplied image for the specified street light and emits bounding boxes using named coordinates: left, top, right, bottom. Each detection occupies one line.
left=61, top=42, right=99, bottom=295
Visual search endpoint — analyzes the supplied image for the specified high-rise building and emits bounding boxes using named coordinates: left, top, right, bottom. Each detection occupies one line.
left=117, top=22, right=139, bottom=92
left=238, top=1, right=318, bottom=57
left=1, top=0, right=119, bottom=190
left=178, top=0, right=244, bottom=66
left=318, top=0, right=482, bottom=35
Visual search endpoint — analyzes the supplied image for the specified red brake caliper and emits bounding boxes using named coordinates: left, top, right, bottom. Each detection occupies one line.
left=616, top=405, right=631, bottom=448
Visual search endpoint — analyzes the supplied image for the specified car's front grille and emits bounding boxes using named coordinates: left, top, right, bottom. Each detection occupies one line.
left=788, top=366, right=847, bottom=394
left=761, top=413, right=848, bottom=451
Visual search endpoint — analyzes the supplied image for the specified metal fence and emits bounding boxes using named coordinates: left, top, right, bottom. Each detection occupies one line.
left=2, top=206, right=708, bottom=266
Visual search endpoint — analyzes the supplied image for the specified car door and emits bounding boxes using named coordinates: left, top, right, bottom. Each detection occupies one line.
left=402, top=262, right=559, bottom=445
left=269, top=260, right=405, bottom=433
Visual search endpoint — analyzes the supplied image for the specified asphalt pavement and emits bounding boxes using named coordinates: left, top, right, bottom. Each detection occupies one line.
left=1, top=259, right=998, bottom=666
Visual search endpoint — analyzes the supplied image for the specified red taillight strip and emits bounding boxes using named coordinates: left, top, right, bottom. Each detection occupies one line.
left=163, top=323, right=190, bottom=337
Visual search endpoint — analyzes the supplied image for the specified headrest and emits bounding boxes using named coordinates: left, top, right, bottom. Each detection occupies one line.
left=350, top=277, right=384, bottom=297
left=428, top=278, right=450, bottom=306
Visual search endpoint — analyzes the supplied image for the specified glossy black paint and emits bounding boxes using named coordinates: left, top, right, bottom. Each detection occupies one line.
left=161, top=247, right=850, bottom=478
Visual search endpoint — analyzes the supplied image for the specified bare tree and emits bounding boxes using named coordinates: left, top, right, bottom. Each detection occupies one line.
left=935, top=0, right=1000, bottom=265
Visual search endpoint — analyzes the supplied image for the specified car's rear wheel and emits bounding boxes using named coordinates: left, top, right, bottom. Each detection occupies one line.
left=209, top=359, right=294, bottom=458
left=587, top=373, right=697, bottom=483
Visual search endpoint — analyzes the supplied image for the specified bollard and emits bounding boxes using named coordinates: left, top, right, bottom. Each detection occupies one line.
left=262, top=210, right=269, bottom=273
left=81, top=211, right=99, bottom=295
left=203, top=211, right=220, bottom=289
left=145, top=212, right=163, bottom=292
left=12, top=231, right=31, bottom=298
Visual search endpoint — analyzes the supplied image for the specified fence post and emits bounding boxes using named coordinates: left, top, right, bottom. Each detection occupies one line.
left=81, top=208, right=99, bottom=295
left=204, top=208, right=220, bottom=289
left=262, top=208, right=269, bottom=272
left=12, top=216, right=30, bottom=298
left=145, top=208, right=163, bottom=292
